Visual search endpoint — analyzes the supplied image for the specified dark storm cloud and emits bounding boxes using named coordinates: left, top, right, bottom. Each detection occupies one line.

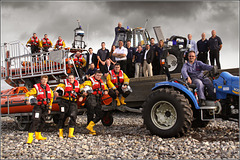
left=102, top=1, right=206, bottom=19
left=3, top=2, right=47, bottom=9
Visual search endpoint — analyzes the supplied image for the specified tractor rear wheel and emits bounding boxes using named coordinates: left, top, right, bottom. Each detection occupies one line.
left=142, top=88, right=193, bottom=138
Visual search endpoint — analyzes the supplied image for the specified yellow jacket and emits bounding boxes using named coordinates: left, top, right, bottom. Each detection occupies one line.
left=54, top=40, right=66, bottom=49
left=54, top=83, right=81, bottom=101
left=73, top=57, right=87, bottom=68
left=39, top=39, right=53, bottom=48
left=26, top=38, right=41, bottom=47
left=106, top=71, right=130, bottom=90
left=25, top=87, right=54, bottom=109
left=80, top=79, right=108, bottom=93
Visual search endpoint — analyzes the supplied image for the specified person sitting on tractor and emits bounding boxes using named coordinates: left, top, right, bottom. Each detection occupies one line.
left=181, top=51, right=215, bottom=106
left=73, top=51, right=86, bottom=80
left=54, top=36, right=66, bottom=50
left=25, top=75, right=54, bottom=144
left=107, top=63, right=131, bottom=106
left=40, top=34, right=53, bottom=52
left=26, top=33, right=41, bottom=54
left=79, top=70, right=109, bottom=135
left=54, top=74, right=81, bottom=139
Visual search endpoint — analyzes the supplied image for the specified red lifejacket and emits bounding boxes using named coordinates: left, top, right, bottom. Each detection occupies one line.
left=34, top=83, right=51, bottom=105
left=31, top=36, right=39, bottom=46
left=74, top=55, right=83, bottom=66
left=109, top=69, right=124, bottom=88
left=56, top=39, right=63, bottom=46
left=42, top=38, right=51, bottom=47
left=64, top=79, right=80, bottom=99
left=89, top=77, right=106, bottom=95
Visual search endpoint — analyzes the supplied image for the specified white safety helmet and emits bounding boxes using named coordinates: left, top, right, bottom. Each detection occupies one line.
left=121, top=85, right=132, bottom=93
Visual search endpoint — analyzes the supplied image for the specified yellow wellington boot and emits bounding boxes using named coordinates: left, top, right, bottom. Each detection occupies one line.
left=120, top=96, right=126, bottom=105
left=35, top=132, right=47, bottom=140
left=27, top=133, right=34, bottom=144
left=89, top=131, right=96, bottom=135
left=86, top=121, right=96, bottom=133
left=68, top=128, right=75, bottom=138
left=59, top=129, right=63, bottom=138
left=116, top=97, right=121, bottom=106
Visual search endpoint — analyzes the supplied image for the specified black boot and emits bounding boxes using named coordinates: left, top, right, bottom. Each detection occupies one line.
left=200, top=99, right=206, bottom=106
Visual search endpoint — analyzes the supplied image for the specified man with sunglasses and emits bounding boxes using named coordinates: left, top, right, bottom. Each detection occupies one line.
left=181, top=51, right=215, bottom=106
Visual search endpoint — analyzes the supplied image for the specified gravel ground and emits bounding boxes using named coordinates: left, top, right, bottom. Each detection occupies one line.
left=1, top=112, right=239, bottom=159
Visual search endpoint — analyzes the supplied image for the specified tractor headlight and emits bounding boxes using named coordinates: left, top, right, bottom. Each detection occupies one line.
left=168, top=41, right=173, bottom=47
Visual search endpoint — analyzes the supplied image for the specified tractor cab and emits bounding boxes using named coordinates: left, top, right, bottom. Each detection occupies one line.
left=113, top=27, right=151, bottom=48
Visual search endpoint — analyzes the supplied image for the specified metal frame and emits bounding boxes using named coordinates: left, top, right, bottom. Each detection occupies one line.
left=1, top=41, right=68, bottom=86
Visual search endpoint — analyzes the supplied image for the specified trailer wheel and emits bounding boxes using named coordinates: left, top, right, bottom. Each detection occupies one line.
left=142, top=88, right=193, bottom=138
left=101, top=112, right=113, bottom=126
left=53, top=114, right=60, bottom=124
left=16, top=116, right=31, bottom=131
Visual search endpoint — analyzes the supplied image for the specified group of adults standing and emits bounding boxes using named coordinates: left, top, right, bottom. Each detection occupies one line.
left=185, top=30, right=222, bottom=69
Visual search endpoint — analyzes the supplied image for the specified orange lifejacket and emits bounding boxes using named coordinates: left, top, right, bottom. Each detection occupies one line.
left=33, top=83, right=51, bottom=105
left=56, top=39, right=63, bottom=46
left=109, top=69, right=124, bottom=88
left=74, top=55, right=83, bottom=66
left=89, top=77, right=106, bottom=95
left=31, top=36, right=39, bottom=46
left=64, top=79, right=80, bottom=99
left=42, top=38, right=51, bottom=47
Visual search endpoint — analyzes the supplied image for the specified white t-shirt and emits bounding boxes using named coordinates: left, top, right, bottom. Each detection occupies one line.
left=89, top=53, right=93, bottom=64
left=113, top=46, right=128, bottom=61
left=144, top=49, right=149, bottom=60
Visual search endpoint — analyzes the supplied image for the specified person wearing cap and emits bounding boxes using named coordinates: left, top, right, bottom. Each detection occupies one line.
left=25, top=75, right=53, bottom=144
left=107, top=63, right=130, bottom=106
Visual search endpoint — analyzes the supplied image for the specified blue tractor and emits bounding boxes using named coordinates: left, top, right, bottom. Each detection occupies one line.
left=142, top=68, right=239, bottom=138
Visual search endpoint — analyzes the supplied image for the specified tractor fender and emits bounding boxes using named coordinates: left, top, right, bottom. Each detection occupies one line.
left=152, top=81, right=200, bottom=109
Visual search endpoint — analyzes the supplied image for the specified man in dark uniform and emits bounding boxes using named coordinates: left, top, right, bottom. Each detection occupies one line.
left=150, top=38, right=159, bottom=75
left=97, top=42, right=109, bottom=73
left=86, top=48, right=98, bottom=69
left=115, top=22, right=125, bottom=35
left=126, top=40, right=135, bottom=78
left=208, top=30, right=222, bottom=69
left=197, top=33, right=209, bottom=64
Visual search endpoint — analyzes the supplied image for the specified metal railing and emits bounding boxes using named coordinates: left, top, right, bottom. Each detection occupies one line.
left=1, top=41, right=67, bottom=81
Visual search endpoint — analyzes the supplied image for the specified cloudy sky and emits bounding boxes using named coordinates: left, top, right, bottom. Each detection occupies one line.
left=1, top=1, right=239, bottom=89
